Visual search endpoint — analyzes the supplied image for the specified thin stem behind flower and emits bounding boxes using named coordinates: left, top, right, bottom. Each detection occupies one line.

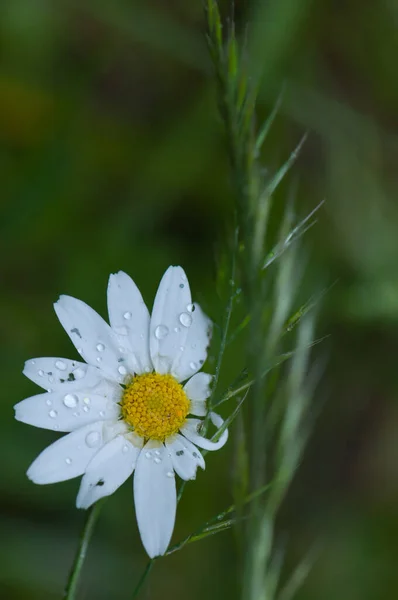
left=63, top=500, right=104, bottom=600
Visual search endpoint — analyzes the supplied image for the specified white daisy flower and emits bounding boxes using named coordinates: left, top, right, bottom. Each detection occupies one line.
left=15, top=266, right=228, bottom=558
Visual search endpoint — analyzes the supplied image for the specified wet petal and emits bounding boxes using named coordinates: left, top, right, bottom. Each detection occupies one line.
left=14, top=384, right=121, bottom=432
left=165, top=433, right=205, bottom=480
left=27, top=421, right=112, bottom=484
left=173, top=304, right=212, bottom=382
left=23, top=358, right=103, bottom=392
left=149, top=266, right=192, bottom=374
left=180, top=412, right=228, bottom=451
left=133, top=440, right=176, bottom=557
left=54, top=295, right=130, bottom=383
left=107, top=271, right=152, bottom=374
left=76, top=434, right=142, bottom=508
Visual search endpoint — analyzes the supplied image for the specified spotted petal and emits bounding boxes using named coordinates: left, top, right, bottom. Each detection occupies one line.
left=149, top=266, right=192, bottom=375
left=76, top=433, right=143, bottom=509
left=180, top=412, right=228, bottom=451
left=27, top=421, right=111, bottom=484
left=107, top=271, right=152, bottom=374
left=54, top=295, right=130, bottom=383
left=165, top=433, right=205, bottom=480
left=134, top=440, right=176, bottom=557
left=23, top=358, right=103, bottom=392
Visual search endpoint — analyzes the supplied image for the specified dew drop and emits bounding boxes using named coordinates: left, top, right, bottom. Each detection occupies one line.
left=48, top=410, right=57, bottom=419
left=174, top=326, right=180, bottom=333
left=83, top=397, right=90, bottom=405
left=96, top=357, right=102, bottom=363
left=123, top=312, right=132, bottom=320
left=145, top=451, right=152, bottom=459
left=179, top=313, right=192, bottom=327
left=179, top=346, right=184, bottom=352
left=31, top=360, right=36, bottom=365
left=122, top=444, right=129, bottom=454
left=46, top=398, right=52, bottom=406
left=118, top=347, right=126, bottom=353
left=155, top=325, right=169, bottom=340
left=54, top=424, right=59, bottom=431
left=48, top=376, right=54, bottom=384
left=179, top=283, right=184, bottom=289
left=189, top=362, right=197, bottom=370
left=96, top=343, right=105, bottom=352
left=154, top=457, right=161, bottom=464
left=85, top=431, right=101, bottom=448
left=118, top=365, right=127, bottom=375
left=154, top=450, right=161, bottom=456
left=63, top=394, right=78, bottom=408
left=99, top=411, right=105, bottom=418
left=145, top=367, right=151, bottom=373
left=83, top=406, right=89, bottom=413
left=187, top=303, right=195, bottom=313
left=166, top=471, right=174, bottom=478
left=38, top=370, right=44, bottom=377
left=77, top=348, right=83, bottom=355
left=72, top=367, right=85, bottom=379
left=65, top=457, right=72, bottom=465
left=55, top=360, right=67, bottom=371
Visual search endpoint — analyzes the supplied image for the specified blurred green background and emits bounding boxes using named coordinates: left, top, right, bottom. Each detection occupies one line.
left=2, top=0, right=398, bottom=598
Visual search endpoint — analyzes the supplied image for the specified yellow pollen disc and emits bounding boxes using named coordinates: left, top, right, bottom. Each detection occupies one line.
left=121, top=372, right=190, bottom=441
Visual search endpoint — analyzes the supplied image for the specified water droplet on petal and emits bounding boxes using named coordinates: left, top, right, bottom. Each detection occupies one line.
left=63, top=394, right=78, bottom=408
left=73, top=367, right=85, bottom=379
left=83, top=397, right=90, bottom=405
left=96, top=357, right=102, bottom=363
left=31, top=360, right=36, bottom=365
left=77, top=348, right=83, bottom=355
left=189, top=362, right=197, bottom=370
left=179, top=346, right=184, bottom=352
left=187, top=303, right=195, bottom=313
left=154, top=457, right=161, bottom=464
left=179, top=283, right=184, bottom=288
left=154, top=450, right=161, bottom=456
left=122, top=444, right=129, bottom=454
left=155, top=325, right=169, bottom=340
left=46, top=398, right=52, bottom=406
left=166, top=471, right=174, bottom=478
left=145, top=451, right=152, bottom=459
left=85, top=431, right=101, bottom=448
left=99, top=411, right=105, bottom=417
left=174, top=326, right=180, bottom=333
left=83, top=406, right=89, bottom=413
left=145, top=367, right=151, bottom=373
left=123, top=312, right=132, bottom=320
left=38, top=370, right=44, bottom=377
left=65, top=457, right=72, bottom=465
left=55, top=360, right=67, bottom=371
left=118, top=365, right=127, bottom=375
left=49, top=410, right=57, bottom=418
left=96, top=343, right=105, bottom=352
left=179, top=313, right=192, bottom=327
left=54, top=424, right=59, bottom=431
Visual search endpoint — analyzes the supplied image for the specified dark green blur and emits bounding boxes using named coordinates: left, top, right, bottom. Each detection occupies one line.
left=1, top=0, right=398, bottom=598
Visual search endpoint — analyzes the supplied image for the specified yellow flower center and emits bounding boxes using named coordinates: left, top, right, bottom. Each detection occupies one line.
left=121, top=372, right=190, bottom=441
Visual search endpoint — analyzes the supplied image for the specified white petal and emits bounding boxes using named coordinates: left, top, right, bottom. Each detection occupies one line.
left=149, top=266, right=192, bottom=374
left=184, top=372, right=213, bottom=401
left=133, top=440, right=176, bottom=557
left=107, top=272, right=152, bottom=374
left=14, top=385, right=121, bottom=432
left=165, top=433, right=205, bottom=480
left=23, top=358, right=103, bottom=392
left=54, top=295, right=131, bottom=383
left=172, top=304, right=212, bottom=382
left=180, top=412, right=228, bottom=451
left=27, top=421, right=112, bottom=484
left=189, top=400, right=207, bottom=417
left=76, top=434, right=142, bottom=509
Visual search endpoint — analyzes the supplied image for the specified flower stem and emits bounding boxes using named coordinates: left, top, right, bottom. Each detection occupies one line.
left=63, top=501, right=104, bottom=600
left=131, top=559, right=155, bottom=599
